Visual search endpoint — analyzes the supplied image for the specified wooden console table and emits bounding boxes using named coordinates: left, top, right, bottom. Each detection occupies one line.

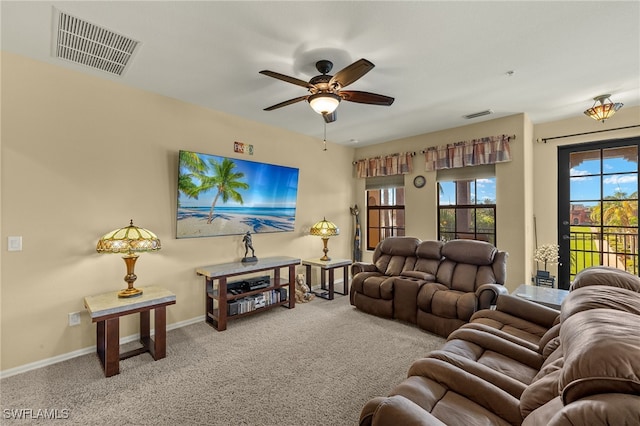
left=302, top=258, right=352, bottom=300
left=196, top=256, right=300, bottom=331
left=84, top=286, right=176, bottom=377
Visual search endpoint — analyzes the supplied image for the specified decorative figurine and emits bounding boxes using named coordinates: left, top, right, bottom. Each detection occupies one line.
left=242, top=231, right=257, bottom=262
left=350, top=204, right=362, bottom=262
left=295, top=273, right=315, bottom=303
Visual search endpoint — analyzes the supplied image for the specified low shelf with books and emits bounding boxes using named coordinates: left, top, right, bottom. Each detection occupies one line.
left=196, top=256, right=300, bottom=331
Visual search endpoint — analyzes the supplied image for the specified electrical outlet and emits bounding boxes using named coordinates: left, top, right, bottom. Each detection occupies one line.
left=68, top=312, right=81, bottom=326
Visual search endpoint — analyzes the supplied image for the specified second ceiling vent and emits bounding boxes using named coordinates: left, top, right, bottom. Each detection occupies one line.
left=463, top=109, right=494, bottom=120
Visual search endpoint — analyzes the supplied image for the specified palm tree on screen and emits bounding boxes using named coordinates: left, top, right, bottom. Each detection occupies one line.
left=198, top=158, right=249, bottom=224
left=178, top=151, right=208, bottom=201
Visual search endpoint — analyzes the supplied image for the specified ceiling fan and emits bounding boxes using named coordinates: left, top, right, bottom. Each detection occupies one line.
left=259, top=58, right=394, bottom=123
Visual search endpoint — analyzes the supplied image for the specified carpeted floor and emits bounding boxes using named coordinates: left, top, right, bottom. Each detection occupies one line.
left=0, top=295, right=444, bottom=425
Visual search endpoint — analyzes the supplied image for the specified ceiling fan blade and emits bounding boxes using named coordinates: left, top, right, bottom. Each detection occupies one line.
left=259, top=70, right=311, bottom=88
left=330, top=59, right=375, bottom=88
left=340, top=90, right=395, bottom=106
left=323, top=111, right=337, bottom=123
left=263, top=96, right=309, bottom=111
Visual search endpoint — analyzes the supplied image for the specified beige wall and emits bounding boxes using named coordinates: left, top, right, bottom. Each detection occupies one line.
left=2, top=50, right=639, bottom=374
left=354, top=114, right=533, bottom=291
left=0, top=52, right=355, bottom=371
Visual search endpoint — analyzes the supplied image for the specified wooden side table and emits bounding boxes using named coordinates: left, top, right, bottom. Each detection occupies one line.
left=302, top=258, right=352, bottom=300
left=84, top=286, right=176, bottom=377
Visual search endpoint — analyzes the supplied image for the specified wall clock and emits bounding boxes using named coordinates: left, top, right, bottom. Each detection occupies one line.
left=413, top=175, right=426, bottom=188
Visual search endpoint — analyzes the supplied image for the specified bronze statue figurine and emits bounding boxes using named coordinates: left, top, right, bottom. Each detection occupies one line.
left=242, top=231, right=257, bottom=262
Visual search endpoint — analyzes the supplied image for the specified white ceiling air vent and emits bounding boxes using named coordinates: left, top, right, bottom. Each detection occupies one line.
left=53, top=10, right=139, bottom=76
left=463, top=109, right=494, bottom=120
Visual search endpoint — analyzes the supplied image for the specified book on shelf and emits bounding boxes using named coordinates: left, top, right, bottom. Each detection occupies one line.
left=227, top=288, right=291, bottom=316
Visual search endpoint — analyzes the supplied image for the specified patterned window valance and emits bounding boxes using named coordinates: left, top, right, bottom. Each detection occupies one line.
left=354, top=152, right=414, bottom=178
left=423, top=134, right=513, bottom=172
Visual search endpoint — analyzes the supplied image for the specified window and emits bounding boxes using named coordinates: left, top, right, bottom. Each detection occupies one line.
left=438, top=177, right=496, bottom=244
left=367, top=187, right=405, bottom=250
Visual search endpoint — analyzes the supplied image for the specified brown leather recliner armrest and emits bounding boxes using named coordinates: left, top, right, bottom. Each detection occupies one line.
left=351, top=262, right=378, bottom=275
left=489, top=294, right=560, bottom=329
left=475, top=283, right=509, bottom=309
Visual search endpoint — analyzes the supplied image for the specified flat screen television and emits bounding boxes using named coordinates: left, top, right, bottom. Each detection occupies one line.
left=177, top=150, right=299, bottom=238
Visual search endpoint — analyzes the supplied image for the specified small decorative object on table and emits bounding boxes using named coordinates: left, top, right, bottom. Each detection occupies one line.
left=534, top=243, right=559, bottom=287
left=242, top=231, right=257, bottom=263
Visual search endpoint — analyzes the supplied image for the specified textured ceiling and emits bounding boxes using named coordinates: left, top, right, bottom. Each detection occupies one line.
left=2, top=1, right=639, bottom=147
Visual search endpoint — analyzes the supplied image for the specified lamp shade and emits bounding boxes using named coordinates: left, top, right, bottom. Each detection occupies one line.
left=310, top=217, right=339, bottom=261
left=308, top=93, right=341, bottom=115
left=584, top=94, right=623, bottom=123
left=310, top=217, right=340, bottom=237
left=97, top=220, right=161, bottom=254
left=96, top=220, right=161, bottom=298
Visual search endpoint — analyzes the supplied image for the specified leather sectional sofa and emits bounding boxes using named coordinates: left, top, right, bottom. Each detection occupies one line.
left=359, top=266, right=640, bottom=425
left=350, top=237, right=508, bottom=337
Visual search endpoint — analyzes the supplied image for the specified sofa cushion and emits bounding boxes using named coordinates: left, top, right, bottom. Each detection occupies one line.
left=413, top=240, right=443, bottom=277
left=351, top=271, right=383, bottom=294
left=560, top=285, right=640, bottom=323
left=468, top=296, right=557, bottom=346
left=570, top=265, right=640, bottom=292
left=441, top=239, right=497, bottom=266
left=376, top=236, right=421, bottom=257
left=417, top=282, right=449, bottom=311
left=520, top=367, right=562, bottom=418
left=384, top=255, right=416, bottom=276
left=399, top=359, right=521, bottom=426
left=429, top=290, right=475, bottom=321
left=435, top=261, right=499, bottom=293
left=559, top=309, right=640, bottom=404
left=531, top=322, right=560, bottom=356
left=538, top=394, right=640, bottom=426
left=440, top=329, right=543, bottom=384
left=362, top=276, right=395, bottom=300
left=416, top=240, right=444, bottom=259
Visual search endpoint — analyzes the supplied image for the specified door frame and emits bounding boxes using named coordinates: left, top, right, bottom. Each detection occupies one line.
left=557, top=136, right=640, bottom=289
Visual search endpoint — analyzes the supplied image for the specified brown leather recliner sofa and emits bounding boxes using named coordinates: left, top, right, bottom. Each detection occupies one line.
left=359, top=266, right=640, bottom=425
left=350, top=237, right=508, bottom=337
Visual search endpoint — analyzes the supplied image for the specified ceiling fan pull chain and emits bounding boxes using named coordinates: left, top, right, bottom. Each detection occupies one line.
left=323, top=121, right=327, bottom=151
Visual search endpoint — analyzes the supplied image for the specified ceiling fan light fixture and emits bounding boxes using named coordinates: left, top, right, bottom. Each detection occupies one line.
left=584, top=94, right=623, bottom=123
left=308, top=93, right=341, bottom=115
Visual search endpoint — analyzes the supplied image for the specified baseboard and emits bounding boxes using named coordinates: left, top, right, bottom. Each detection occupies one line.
left=0, top=315, right=205, bottom=379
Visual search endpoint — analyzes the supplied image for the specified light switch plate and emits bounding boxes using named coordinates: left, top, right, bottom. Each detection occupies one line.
left=8, top=236, right=22, bottom=251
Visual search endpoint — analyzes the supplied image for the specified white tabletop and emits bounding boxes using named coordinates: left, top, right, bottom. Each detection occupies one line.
left=196, top=256, right=300, bottom=278
left=302, top=258, right=352, bottom=268
left=512, top=284, right=569, bottom=310
left=84, top=286, right=176, bottom=319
